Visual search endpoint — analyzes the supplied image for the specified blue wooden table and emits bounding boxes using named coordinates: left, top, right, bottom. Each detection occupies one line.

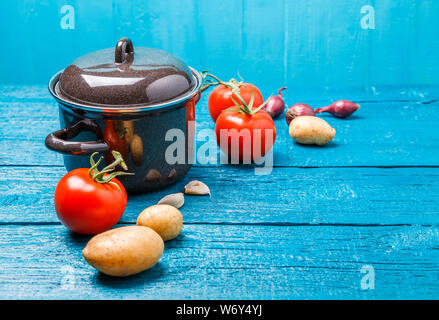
left=0, top=85, right=438, bottom=299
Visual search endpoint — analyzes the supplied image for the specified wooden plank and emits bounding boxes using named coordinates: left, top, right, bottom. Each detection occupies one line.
left=112, top=0, right=202, bottom=69
left=0, top=86, right=438, bottom=167
left=2, top=1, right=438, bottom=90
left=1, top=166, right=438, bottom=225
left=195, top=1, right=244, bottom=79
left=410, top=0, right=439, bottom=86
left=0, top=224, right=437, bottom=299
left=369, top=0, right=418, bottom=88
left=239, top=0, right=286, bottom=85
left=0, top=1, right=115, bottom=84
left=285, top=0, right=368, bottom=91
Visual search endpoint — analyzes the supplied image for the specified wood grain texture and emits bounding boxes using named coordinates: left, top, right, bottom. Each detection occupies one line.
left=1, top=84, right=438, bottom=299
left=1, top=166, right=438, bottom=225
left=1, top=86, right=438, bottom=167
left=1, top=0, right=438, bottom=90
left=0, top=224, right=437, bottom=299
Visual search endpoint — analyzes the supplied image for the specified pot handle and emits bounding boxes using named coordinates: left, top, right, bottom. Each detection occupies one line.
left=45, top=119, right=109, bottom=155
left=115, top=38, right=134, bottom=64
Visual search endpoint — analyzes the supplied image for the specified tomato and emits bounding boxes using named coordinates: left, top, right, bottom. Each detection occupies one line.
left=215, top=109, right=276, bottom=162
left=104, top=120, right=128, bottom=165
left=208, top=83, right=263, bottom=122
left=54, top=152, right=130, bottom=235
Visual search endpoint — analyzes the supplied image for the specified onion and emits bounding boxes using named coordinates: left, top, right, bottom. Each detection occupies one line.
left=285, top=103, right=315, bottom=125
left=263, top=87, right=287, bottom=119
left=314, top=100, right=360, bottom=118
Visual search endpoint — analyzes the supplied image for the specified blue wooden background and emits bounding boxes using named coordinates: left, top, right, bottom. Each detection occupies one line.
left=1, top=0, right=439, bottom=300
left=1, top=0, right=438, bottom=92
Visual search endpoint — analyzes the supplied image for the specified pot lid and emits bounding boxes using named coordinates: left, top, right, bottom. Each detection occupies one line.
left=58, top=38, right=196, bottom=107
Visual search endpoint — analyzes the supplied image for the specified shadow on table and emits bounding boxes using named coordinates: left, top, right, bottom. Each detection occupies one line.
left=94, top=237, right=182, bottom=289
left=95, top=262, right=167, bottom=289
left=292, top=141, right=340, bottom=149
left=317, top=114, right=364, bottom=120
left=67, top=231, right=91, bottom=246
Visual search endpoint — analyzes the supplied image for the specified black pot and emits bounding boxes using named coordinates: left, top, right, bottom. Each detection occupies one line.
left=45, top=38, right=202, bottom=193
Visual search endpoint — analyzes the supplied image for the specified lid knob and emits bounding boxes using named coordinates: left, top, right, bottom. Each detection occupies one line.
left=115, top=38, right=134, bottom=64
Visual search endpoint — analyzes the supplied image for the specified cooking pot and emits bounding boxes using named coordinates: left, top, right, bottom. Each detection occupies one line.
left=45, top=38, right=202, bottom=193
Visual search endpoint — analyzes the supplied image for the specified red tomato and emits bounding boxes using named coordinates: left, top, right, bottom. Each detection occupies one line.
left=54, top=168, right=127, bottom=235
left=208, top=83, right=264, bottom=122
left=215, top=109, right=276, bottom=162
left=104, top=120, right=128, bottom=165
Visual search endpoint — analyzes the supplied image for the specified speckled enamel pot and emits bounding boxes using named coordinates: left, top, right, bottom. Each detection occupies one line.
left=46, top=38, right=202, bottom=193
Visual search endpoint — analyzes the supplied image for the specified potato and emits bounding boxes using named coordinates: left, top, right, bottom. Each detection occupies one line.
left=130, top=134, right=144, bottom=166
left=82, top=226, right=164, bottom=277
left=122, top=120, right=134, bottom=144
left=289, top=116, right=336, bottom=145
left=137, top=204, right=183, bottom=241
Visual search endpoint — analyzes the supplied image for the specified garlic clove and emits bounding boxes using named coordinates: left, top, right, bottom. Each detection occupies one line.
left=184, top=180, right=211, bottom=196
left=157, top=192, right=184, bottom=209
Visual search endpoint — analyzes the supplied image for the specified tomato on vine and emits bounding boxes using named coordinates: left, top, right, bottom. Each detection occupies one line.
left=215, top=90, right=276, bottom=162
left=201, top=73, right=264, bottom=122
left=54, top=151, right=133, bottom=235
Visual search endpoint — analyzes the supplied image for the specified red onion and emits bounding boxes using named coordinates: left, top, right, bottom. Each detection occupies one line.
left=285, top=103, right=315, bottom=125
left=263, top=87, right=287, bottom=119
left=314, top=99, right=360, bottom=118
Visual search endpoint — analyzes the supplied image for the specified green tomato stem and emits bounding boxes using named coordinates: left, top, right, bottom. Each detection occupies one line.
left=200, top=72, right=271, bottom=116
left=230, top=89, right=271, bottom=116
left=88, top=151, right=134, bottom=192
left=200, top=72, right=243, bottom=93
